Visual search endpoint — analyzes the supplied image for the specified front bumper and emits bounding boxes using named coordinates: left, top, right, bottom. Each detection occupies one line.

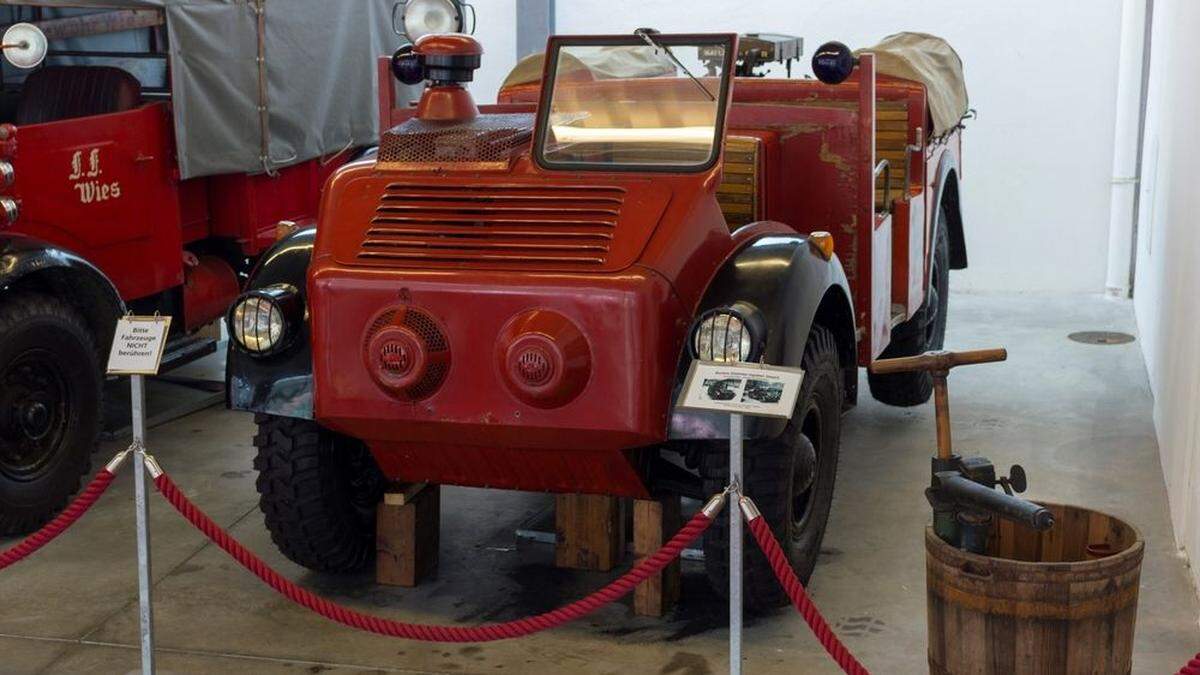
left=307, top=263, right=689, bottom=496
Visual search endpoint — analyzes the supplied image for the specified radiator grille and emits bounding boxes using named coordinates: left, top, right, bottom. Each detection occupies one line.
left=358, top=184, right=625, bottom=268
left=377, top=113, right=535, bottom=166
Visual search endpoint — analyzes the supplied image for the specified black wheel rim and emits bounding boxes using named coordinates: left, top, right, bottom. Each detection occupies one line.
left=0, top=349, right=70, bottom=481
left=923, top=281, right=940, bottom=345
left=790, top=406, right=821, bottom=539
left=923, top=254, right=947, bottom=348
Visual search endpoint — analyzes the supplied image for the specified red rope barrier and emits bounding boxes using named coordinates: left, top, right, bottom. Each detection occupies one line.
left=154, top=471, right=717, bottom=642
left=0, top=468, right=117, bottom=572
left=744, top=507, right=870, bottom=675
left=1179, top=653, right=1200, bottom=675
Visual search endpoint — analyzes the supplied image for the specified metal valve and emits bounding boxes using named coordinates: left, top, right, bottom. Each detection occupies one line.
left=869, top=348, right=1054, bottom=553
left=996, top=464, right=1027, bottom=496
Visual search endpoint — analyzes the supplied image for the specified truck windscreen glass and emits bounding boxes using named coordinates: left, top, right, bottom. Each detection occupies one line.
left=535, top=36, right=734, bottom=172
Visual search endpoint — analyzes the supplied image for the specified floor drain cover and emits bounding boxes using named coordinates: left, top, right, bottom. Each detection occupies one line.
left=1068, top=331, right=1135, bottom=345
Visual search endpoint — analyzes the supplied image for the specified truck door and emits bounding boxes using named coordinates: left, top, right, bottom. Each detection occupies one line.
left=10, top=102, right=184, bottom=301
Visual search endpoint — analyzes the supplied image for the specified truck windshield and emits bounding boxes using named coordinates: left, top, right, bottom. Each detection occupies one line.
left=534, top=34, right=735, bottom=172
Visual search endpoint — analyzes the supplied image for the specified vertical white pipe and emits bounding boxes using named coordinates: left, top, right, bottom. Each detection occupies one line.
left=1105, top=0, right=1150, bottom=297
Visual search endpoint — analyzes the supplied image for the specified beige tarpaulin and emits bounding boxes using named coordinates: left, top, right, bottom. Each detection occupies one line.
left=856, top=32, right=969, bottom=137
left=501, top=46, right=676, bottom=91
left=502, top=32, right=969, bottom=138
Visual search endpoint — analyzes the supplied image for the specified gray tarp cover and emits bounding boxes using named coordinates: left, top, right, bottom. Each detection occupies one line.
left=3, top=1, right=402, bottom=178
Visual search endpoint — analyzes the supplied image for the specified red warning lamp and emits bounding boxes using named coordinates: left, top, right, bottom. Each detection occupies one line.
left=392, top=34, right=484, bottom=122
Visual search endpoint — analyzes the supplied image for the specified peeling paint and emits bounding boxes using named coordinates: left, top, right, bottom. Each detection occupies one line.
left=818, top=140, right=853, bottom=174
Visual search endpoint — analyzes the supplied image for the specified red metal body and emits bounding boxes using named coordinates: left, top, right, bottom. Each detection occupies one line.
left=500, top=58, right=961, bottom=365
left=309, top=47, right=961, bottom=497
left=2, top=99, right=345, bottom=314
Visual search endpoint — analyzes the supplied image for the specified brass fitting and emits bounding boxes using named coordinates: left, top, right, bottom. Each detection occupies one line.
left=104, top=448, right=132, bottom=474
left=141, top=453, right=164, bottom=479
left=700, top=490, right=728, bottom=519
left=738, top=495, right=762, bottom=521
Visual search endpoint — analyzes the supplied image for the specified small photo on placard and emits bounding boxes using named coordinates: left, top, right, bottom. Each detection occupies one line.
left=677, top=360, right=805, bottom=419
left=106, top=315, right=172, bottom=376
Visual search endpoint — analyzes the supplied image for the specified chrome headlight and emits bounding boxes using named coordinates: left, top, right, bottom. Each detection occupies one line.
left=689, top=303, right=767, bottom=363
left=229, top=284, right=301, bottom=356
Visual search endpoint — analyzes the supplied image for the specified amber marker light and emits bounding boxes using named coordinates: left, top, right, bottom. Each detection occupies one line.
left=809, top=231, right=835, bottom=260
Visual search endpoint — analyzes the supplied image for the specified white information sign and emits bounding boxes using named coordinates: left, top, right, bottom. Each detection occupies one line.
left=676, top=360, right=805, bottom=419
left=106, top=315, right=172, bottom=375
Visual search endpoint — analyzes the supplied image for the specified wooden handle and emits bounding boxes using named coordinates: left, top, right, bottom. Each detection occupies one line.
left=869, top=348, right=1008, bottom=375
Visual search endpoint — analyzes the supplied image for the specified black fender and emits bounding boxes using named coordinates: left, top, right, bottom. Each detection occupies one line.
left=0, top=234, right=125, bottom=351
left=668, top=232, right=857, bottom=441
left=932, top=152, right=967, bottom=270
left=225, top=227, right=315, bottom=419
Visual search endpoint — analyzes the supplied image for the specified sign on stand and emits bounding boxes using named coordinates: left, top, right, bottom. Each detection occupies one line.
left=106, top=315, right=171, bottom=375
left=677, top=361, right=804, bottom=419
left=107, top=314, right=171, bottom=675
left=677, top=360, right=804, bottom=675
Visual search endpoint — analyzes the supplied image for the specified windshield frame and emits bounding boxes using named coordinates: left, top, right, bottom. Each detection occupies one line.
left=532, top=32, right=738, bottom=174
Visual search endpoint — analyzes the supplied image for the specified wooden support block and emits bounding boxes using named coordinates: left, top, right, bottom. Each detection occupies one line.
left=632, top=495, right=682, bottom=617
left=376, top=484, right=440, bottom=587
left=382, top=481, right=427, bottom=506
left=555, top=493, right=625, bottom=571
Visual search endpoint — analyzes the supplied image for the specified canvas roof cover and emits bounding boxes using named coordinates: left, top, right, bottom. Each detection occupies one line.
left=1, top=1, right=403, bottom=178
left=501, top=46, right=677, bottom=91
left=501, top=31, right=969, bottom=139
left=857, top=32, right=969, bottom=137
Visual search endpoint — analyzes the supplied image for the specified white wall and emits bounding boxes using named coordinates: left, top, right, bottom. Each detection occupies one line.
left=554, top=1, right=1125, bottom=292
left=1132, top=0, right=1200, bottom=595
left=471, top=0, right=519, bottom=106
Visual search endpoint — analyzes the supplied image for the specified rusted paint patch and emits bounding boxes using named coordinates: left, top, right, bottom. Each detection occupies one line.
left=819, top=140, right=853, bottom=174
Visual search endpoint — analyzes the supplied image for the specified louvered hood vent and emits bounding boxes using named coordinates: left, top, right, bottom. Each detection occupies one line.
left=357, top=183, right=626, bottom=269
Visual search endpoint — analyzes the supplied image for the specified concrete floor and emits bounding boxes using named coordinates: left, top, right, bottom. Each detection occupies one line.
left=2, top=292, right=1198, bottom=674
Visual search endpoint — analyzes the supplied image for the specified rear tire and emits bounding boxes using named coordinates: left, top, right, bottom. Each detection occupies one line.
left=253, top=414, right=385, bottom=573
left=868, top=210, right=951, bottom=406
left=700, top=325, right=843, bottom=609
left=0, top=293, right=100, bottom=536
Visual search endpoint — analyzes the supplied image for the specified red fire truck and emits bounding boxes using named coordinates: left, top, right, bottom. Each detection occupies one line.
left=228, top=30, right=969, bottom=607
left=0, top=3, right=399, bottom=535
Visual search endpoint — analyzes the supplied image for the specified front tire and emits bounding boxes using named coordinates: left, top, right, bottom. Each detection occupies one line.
left=868, top=210, right=951, bottom=406
left=253, top=415, right=385, bottom=572
left=700, top=325, right=843, bottom=609
left=0, top=293, right=101, bottom=536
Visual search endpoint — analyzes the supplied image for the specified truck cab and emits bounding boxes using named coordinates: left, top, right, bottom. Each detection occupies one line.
left=0, top=4, right=396, bottom=537
left=228, top=30, right=968, bottom=608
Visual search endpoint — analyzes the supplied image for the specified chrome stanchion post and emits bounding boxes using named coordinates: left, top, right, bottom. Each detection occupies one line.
left=131, top=374, right=155, bottom=674
left=729, top=412, right=743, bottom=675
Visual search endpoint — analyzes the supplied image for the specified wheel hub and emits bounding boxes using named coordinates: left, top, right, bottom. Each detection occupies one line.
left=19, top=400, right=51, bottom=440
left=791, top=416, right=820, bottom=537
left=0, top=351, right=69, bottom=479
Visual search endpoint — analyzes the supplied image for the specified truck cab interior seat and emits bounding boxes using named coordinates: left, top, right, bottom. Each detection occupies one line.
left=15, top=65, right=142, bottom=126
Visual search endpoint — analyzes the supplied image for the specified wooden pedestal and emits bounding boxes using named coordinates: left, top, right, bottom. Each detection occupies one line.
left=376, top=483, right=440, bottom=587
left=554, top=494, right=625, bottom=571
left=632, top=495, right=682, bottom=617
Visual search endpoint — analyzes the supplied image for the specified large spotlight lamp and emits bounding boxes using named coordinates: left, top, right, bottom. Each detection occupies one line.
left=393, top=0, right=475, bottom=43
left=1, top=23, right=47, bottom=69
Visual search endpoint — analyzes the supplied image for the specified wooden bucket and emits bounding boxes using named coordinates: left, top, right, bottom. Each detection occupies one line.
left=926, top=503, right=1143, bottom=674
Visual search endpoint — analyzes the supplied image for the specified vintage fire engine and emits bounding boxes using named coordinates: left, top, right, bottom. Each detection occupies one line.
left=228, top=29, right=968, bottom=607
left=0, top=3, right=400, bottom=535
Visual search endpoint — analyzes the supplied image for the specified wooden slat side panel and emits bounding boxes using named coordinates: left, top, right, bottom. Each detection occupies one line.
left=717, top=136, right=762, bottom=229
